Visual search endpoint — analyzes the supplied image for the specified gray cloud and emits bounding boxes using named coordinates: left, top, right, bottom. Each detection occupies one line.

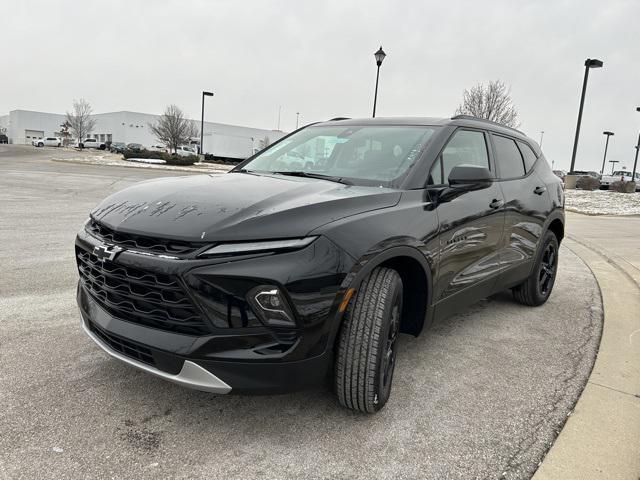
left=1, top=0, right=638, bottom=171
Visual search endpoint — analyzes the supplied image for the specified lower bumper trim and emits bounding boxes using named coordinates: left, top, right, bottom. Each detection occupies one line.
left=81, top=319, right=232, bottom=394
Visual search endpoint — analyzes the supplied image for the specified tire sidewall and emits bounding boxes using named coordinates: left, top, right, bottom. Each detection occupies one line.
left=371, top=277, right=403, bottom=411
left=534, top=231, right=559, bottom=303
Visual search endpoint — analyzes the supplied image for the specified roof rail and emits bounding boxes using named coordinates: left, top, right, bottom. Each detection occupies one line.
left=328, top=117, right=350, bottom=121
left=450, top=115, right=525, bottom=136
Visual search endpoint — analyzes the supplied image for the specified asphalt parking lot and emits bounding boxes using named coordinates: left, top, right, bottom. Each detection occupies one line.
left=0, top=145, right=603, bottom=479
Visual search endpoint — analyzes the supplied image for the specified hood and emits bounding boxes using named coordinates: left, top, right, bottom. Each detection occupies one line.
left=90, top=172, right=401, bottom=242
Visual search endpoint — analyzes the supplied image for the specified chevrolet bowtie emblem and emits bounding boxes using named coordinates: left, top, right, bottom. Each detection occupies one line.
left=93, top=244, right=123, bottom=262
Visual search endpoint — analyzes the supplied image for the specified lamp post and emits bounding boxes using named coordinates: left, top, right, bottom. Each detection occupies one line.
left=200, top=91, right=214, bottom=156
left=569, top=58, right=603, bottom=173
left=609, top=159, right=619, bottom=174
left=631, top=107, right=640, bottom=181
left=539, top=130, right=544, bottom=148
left=296, top=112, right=300, bottom=129
left=600, top=131, right=614, bottom=174
left=372, top=46, right=386, bottom=118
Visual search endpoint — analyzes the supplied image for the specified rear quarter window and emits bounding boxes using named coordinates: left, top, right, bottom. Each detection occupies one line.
left=517, top=141, right=538, bottom=172
left=492, top=135, right=525, bottom=179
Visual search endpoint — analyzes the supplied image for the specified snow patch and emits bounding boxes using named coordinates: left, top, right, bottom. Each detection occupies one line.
left=126, top=157, right=166, bottom=165
left=564, top=189, right=640, bottom=216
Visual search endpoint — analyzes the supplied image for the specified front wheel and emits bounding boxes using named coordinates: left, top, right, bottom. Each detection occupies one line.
left=512, top=230, right=559, bottom=306
left=334, top=267, right=403, bottom=413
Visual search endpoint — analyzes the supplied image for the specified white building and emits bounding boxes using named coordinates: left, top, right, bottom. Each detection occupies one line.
left=0, top=109, right=286, bottom=160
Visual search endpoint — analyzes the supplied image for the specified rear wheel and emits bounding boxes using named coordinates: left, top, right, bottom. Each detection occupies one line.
left=334, top=267, right=403, bottom=413
left=512, top=230, right=559, bottom=306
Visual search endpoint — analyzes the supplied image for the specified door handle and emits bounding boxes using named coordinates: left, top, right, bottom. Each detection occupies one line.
left=534, top=186, right=547, bottom=195
left=489, top=199, right=504, bottom=209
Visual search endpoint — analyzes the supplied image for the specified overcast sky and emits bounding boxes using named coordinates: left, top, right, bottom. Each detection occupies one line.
left=1, top=0, right=638, bottom=171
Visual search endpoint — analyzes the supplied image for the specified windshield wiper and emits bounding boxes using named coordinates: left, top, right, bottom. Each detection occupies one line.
left=270, top=171, right=353, bottom=185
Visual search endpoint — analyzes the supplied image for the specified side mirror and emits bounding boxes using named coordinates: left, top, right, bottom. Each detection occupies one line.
left=448, top=165, right=493, bottom=190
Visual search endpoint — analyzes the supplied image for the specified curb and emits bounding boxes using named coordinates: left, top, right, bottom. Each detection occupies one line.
left=533, top=235, right=640, bottom=479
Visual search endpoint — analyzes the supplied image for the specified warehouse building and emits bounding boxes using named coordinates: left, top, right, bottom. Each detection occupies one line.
left=0, top=109, right=286, bottom=160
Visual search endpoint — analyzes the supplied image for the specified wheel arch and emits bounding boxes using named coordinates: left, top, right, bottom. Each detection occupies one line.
left=547, top=217, right=564, bottom=244
left=342, top=245, right=435, bottom=337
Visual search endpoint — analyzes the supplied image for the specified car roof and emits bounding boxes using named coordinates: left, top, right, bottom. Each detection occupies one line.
left=315, top=115, right=536, bottom=147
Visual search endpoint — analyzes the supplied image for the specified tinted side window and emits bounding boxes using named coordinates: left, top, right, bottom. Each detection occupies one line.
left=493, top=135, right=525, bottom=179
left=517, top=141, right=537, bottom=172
left=429, top=130, right=489, bottom=185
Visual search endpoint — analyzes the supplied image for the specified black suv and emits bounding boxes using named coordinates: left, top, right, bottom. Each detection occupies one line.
left=75, top=116, right=564, bottom=412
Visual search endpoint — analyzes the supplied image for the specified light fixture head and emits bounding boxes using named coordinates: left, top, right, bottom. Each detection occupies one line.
left=585, top=58, right=603, bottom=68
left=374, top=46, right=386, bottom=66
left=203, top=91, right=214, bottom=97
left=603, top=131, right=614, bottom=136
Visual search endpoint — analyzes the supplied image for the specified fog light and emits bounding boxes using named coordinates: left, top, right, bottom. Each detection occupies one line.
left=247, top=286, right=295, bottom=327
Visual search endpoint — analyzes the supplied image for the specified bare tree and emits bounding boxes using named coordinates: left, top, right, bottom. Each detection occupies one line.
left=454, top=80, right=520, bottom=128
left=59, top=121, right=72, bottom=146
left=149, top=105, right=198, bottom=154
left=258, top=136, right=271, bottom=150
left=66, top=99, right=96, bottom=146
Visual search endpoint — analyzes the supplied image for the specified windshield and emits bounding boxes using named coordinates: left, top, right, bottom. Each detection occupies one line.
left=241, top=125, right=438, bottom=187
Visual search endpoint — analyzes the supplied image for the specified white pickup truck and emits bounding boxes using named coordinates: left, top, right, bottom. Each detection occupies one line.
left=600, top=170, right=640, bottom=191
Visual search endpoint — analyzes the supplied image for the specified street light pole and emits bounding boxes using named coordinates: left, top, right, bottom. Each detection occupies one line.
left=632, top=135, right=640, bottom=181
left=569, top=58, right=603, bottom=173
left=632, top=107, right=640, bottom=181
left=296, top=112, right=300, bottom=129
left=539, top=130, right=544, bottom=148
left=200, top=91, right=214, bottom=156
left=372, top=46, right=386, bottom=118
left=609, top=160, right=619, bottom=174
left=600, top=131, right=614, bottom=174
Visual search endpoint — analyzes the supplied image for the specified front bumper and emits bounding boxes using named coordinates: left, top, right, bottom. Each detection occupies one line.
left=80, top=309, right=232, bottom=393
left=75, top=227, right=353, bottom=394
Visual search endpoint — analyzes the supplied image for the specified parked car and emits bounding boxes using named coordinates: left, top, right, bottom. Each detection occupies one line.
left=75, top=115, right=564, bottom=413
left=175, top=145, right=197, bottom=157
left=569, top=170, right=600, bottom=179
left=33, top=137, right=62, bottom=147
left=0, top=134, right=8, bottom=144
left=109, top=142, right=126, bottom=154
left=600, top=170, right=640, bottom=190
left=126, top=143, right=145, bottom=152
left=79, top=138, right=106, bottom=149
left=148, top=144, right=167, bottom=153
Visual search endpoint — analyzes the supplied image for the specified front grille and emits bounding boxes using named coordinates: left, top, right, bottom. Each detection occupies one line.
left=88, top=319, right=156, bottom=367
left=86, top=219, right=205, bottom=256
left=76, top=247, right=211, bottom=335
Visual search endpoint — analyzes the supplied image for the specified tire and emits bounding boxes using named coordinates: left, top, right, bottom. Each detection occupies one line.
left=512, top=230, right=559, bottom=306
left=38, top=142, right=43, bottom=147
left=334, top=267, right=403, bottom=413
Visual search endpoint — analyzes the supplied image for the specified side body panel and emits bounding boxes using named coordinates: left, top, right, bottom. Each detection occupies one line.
left=430, top=185, right=505, bottom=316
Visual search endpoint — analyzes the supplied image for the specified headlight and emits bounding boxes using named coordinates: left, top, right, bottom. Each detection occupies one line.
left=247, top=285, right=296, bottom=327
left=198, top=237, right=317, bottom=257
